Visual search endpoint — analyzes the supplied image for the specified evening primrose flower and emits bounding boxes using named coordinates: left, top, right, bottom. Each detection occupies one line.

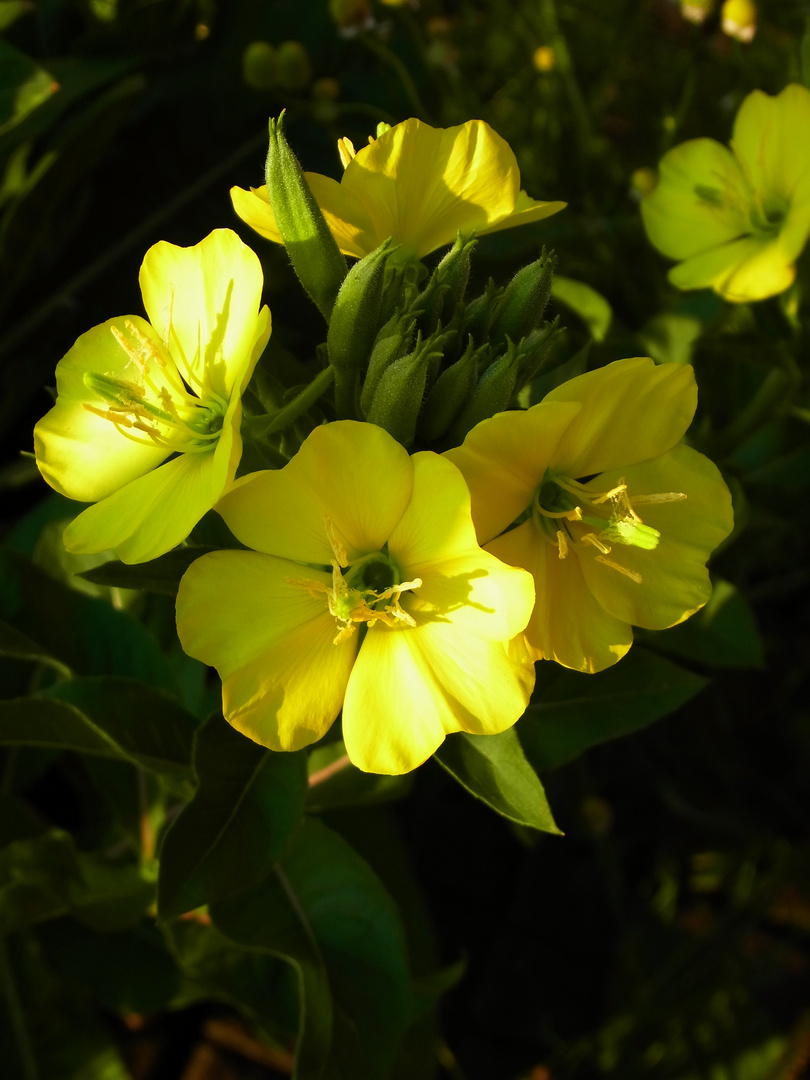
left=175, top=421, right=536, bottom=774
left=34, top=230, right=271, bottom=564
left=232, top=117, right=566, bottom=261
left=445, top=358, right=733, bottom=674
left=641, top=84, right=810, bottom=302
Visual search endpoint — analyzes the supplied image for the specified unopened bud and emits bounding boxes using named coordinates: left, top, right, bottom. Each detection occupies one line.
left=365, top=334, right=445, bottom=447
left=680, top=0, right=714, bottom=24
left=265, top=112, right=348, bottom=321
left=516, top=318, right=565, bottom=387
left=360, top=314, right=416, bottom=418
left=532, top=45, right=555, bottom=72
left=489, top=250, right=556, bottom=345
left=276, top=41, right=312, bottom=91
left=462, top=279, right=502, bottom=344
left=242, top=42, right=277, bottom=90
left=418, top=337, right=482, bottom=442
left=329, top=0, right=372, bottom=28
left=410, top=232, right=475, bottom=335
left=448, top=340, right=522, bottom=444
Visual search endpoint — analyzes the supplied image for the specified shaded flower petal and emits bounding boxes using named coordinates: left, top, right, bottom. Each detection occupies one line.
left=578, top=444, right=733, bottom=630
left=668, top=233, right=795, bottom=301
left=732, top=84, right=810, bottom=200
left=544, top=357, right=697, bottom=478
left=487, top=520, right=633, bottom=673
left=444, top=401, right=579, bottom=544
left=478, top=189, right=568, bottom=236
left=139, top=229, right=269, bottom=402
left=176, top=551, right=354, bottom=751
left=217, top=421, right=413, bottom=563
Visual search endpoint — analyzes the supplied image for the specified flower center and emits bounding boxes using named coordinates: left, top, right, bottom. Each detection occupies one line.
left=291, top=518, right=423, bottom=644
left=82, top=319, right=228, bottom=456
left=749, top=194, right=788, bottom=237
left=532, top=472, right=686, bottom=583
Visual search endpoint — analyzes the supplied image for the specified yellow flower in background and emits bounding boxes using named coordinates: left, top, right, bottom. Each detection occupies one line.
left=232, top=117, right=566, bottom=261
left=445, top=358, right=734, bottom=674
left=34, top=229, right=271, bottom=564
left=176, top=422, right=536, bottom=775
left=641, top=84, right=810, bottom=302
left=720, top=0, right=756, bottom=42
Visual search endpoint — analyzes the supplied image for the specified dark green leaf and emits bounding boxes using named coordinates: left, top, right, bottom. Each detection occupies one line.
left=637, top=580, right=763, bottom=670
left=213, top=817, right=411, bottom=1080
left=434, top=728, right=561, bottom=833
left=0, top=617, right=72, bottom=677
left=78, top=546, right=218, bottom=596
left=519, top=649, right=709, bottom=771
left=0, top=830, right=154, bottom=934
left=157, top=714, right=308, bottom=920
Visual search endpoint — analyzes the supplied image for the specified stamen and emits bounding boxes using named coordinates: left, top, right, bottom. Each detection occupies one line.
left=556, top=530, right=568, bottom=559
left=594, top=554, right=643, bottom=583
left=580, top=532, right=611, bottom=555
left=631, top=491, right=687, bottom=505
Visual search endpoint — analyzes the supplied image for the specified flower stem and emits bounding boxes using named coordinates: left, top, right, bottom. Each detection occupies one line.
left=711, top=365, right=797, bottom=458
left=246, top=366, right=336, bottom=441
left=359, top=32, right=436, bottom=124
left=308, top=753, right=351, bottom=787
left=0, top=939, right=38, bottom=1080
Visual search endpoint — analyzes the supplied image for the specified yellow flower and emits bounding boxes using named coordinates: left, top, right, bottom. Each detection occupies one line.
left=34, top=230, right=271, bottom=564
left=231, top=117, right=566, bottom=261
left=175, top=421, right=536, bottom=774
left=641, top=84, right=810, bottom=302
left=721, top=0, right=756, bottom=42
left=445, top=358, right=734, bottom=674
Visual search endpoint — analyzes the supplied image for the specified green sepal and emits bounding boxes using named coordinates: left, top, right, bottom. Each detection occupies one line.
left=447, top=338, right=521, bottom=444
left=489, top=248, right=556, bottom=345
left=516, top=317, right=566, bottom=386
left=461, top=277, right=502, bottom=344
left=265, top=112, right=347, bottom=320
left=328, top=239, right=394, bottom=418
left=359, top=313, right=416, bottom=418
left=409, top=231, right=476, bottom=335
left=418, top=336, right=482, bottom=442
left=365, top=332, right=447, bottom=447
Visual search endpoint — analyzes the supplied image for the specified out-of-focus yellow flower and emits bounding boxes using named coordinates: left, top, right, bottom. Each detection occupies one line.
left=641, top=84, right=810, bottom=302
left=34, top=230, right=271, bottom=564
left=232, top=117, right=566, bottom=261
left=176, top=422, right=536, bottom=774
left=721, top=0, right=756, bottom=42
left=445, top=358, right=733, bottom=674
left=532, top=46, right=555, bottom=72
left=680, top=0, right=714, bottom=25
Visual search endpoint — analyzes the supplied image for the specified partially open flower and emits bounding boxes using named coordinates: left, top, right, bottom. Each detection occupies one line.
left=34, top=230, right=271, bottom=563
left=641, top=84, right=810, bottom=302
left=232, top=117, right=566, bottom=261
left=175, top=421, right=536, bottom=774
left=445, top=358, right=734, bottom=673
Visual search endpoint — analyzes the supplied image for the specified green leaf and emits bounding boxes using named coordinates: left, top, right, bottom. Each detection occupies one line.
left=212, top=817, right=411, bottom=1080
left=0, top=830, right=154, bottom=934
left=551, top=275, right=612, bottom=342
left=637, top=580, right=763, bottom=670
left=518, top=648, right=708, bottom=771
left=157, top=714, right=308, bottom=920
left=78, top=546, right=218, bottom=596
left=41, top=677, right=197, bottom=782
left=0, top=2, right=32, bottom=32
left=0, top=617, right=72, bottom=677
left=433, top=728, right=561, bottom=834
left=0, top=41, right=57, bottom=135
left=0, top=547, right=175, bottom=690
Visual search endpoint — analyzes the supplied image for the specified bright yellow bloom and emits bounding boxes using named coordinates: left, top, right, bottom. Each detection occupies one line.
left=175, top=421, right=536, bottom=774
left=641, top=84, right=810, bottom=302
left=721, top=0, right=756, bottom=42
left=445, top=358, right=734, bottom=674
left=34, top=230, right=271, bottom=564
left=231, top=117, right=566, bottom=261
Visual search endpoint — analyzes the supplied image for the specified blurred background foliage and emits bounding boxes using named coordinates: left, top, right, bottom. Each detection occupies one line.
left=3, top=0, right=810, bottom=1078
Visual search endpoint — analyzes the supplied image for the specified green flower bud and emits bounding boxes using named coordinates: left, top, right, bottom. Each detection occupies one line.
left=418, top=336, right=482, bottom=442
left=365, top=334, right=445, bottom=448
left=462, top=278, right=502, bottom=344
left=360, top=313, right=416, bottom=418
left=242, top=42, right=278, bottom=91
left=410, top=232, right=476, bottom=335
left=447, top=339, right=521, bottom=444
left=265, top=113, right=348, bottom=321
left=276, top=41, right=312, bottom=91
left=489, top=249, right=556, bottom=345
left=516, top=317, right=565, bottom=386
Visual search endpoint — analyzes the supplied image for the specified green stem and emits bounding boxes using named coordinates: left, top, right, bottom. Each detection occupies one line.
left=359, top=33, right=436, bottom=124
left=711, top=366, right=796, bottom=458
left=0, top=939, right=38, bottom=1080
left=244, top=366, right=335, bottom=441
left=539, top=0, right=592, bottom=155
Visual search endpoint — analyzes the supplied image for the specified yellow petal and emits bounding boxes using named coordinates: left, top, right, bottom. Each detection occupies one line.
left=544, top=357, right=697, bottom=478
left=230, top=185, right=285, bottom=244
left=216, top=421, right=413, bottom=563
left=641, top=137, right=750, bottom=259
left=342, top=624, right=468, bottom=773
left=478, top=189, right=567, bottom=236
left=578, top=444, right=733, bottom=630
left=302, top=172, right=379, bottom=258
left=177, top=551, right=354, bottom=751
left=34, top=316, right=171, bottom=502
left=444, top=401, right=580, bottom=545
left=487, top=520, right=633, bottom=673
left=63, top=449, right=224, bottom=564
left=342, top=118, right=520, bottom=258
left=732, top=84, right=810, bottom=201
left=139, top=229, right=268, bottom=402
left=668, top=233, right=796, bottom=301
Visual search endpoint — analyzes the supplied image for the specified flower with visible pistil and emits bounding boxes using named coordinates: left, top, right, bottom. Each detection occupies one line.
left=641, top=83, right=810, bottom=302
left=175, top=421, right=536, bottom=774
left=231, top=117, right=566, bottom=261
left=34, top=229, right=271, bottom=564
left=445, top=358, right=734, bottom=673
